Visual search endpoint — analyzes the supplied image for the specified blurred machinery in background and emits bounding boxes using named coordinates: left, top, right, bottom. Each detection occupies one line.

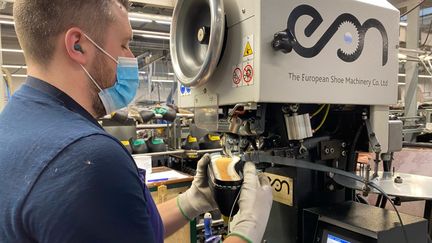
left=171, top=0, right=428, bottom=242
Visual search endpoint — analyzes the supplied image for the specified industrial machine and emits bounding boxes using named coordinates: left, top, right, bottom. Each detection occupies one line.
left=171, top=0, right=428, bottom=242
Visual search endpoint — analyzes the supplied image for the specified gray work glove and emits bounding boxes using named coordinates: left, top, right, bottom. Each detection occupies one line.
left=228, top=162, right=273, bottom=243
left=177, top=154, right=218, bottom=220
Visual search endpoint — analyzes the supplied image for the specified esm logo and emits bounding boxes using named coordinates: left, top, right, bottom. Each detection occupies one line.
left=287, top=5, right=388, bottom=66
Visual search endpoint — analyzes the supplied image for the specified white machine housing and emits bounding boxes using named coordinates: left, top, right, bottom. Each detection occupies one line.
left=177, top=0, right=400, bottom=152
left=178, top=0, right=399, bottom=106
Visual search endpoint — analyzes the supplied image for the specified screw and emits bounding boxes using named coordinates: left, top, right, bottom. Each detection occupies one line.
left=324, top=147, right=330, bottom=154
left=242, top=8, right=246, bottom=14
left=330, top=148, right=335, bottom=154
left=203, top=88, right=207, bottom=94
left=394, top=176, right=403, bottom=184
left=341, top=142, right=347, bottom=148
left=328, top=184, right=335, bottom=191
left=341, top=151, right=347, bottom=157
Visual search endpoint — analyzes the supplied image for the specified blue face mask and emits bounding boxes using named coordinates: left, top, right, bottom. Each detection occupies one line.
left=80, top=33, right=139, bottom=115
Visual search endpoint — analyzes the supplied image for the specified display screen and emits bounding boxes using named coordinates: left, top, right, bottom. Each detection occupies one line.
left=327, top=234, right=351, bottom=243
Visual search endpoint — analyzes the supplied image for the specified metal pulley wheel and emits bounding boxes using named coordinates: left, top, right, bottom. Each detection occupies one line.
left=170, top=0, right=225, bottom=87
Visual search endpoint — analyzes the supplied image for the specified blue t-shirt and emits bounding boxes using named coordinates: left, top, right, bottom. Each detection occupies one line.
left=0, top=77, right=164, bottom=243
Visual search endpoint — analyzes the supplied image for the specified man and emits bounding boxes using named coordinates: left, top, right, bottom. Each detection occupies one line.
left=0, top=0, right=273, bottom=243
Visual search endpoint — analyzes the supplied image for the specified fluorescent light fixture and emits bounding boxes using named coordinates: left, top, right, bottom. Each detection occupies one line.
left=11, top=74, right=27, bottom=78
left=0, top=48, right=23, bottom=53
left=168, top=73, right=175, bottom=76
left=155, top=20, right=171, bottom=25
left=398, top=73, right=432, bottom=78
left=0, top=20, right=14, bottom=25
left=141, top=34, right=170, bottom=40
left=2, top=65, right=27, bottom=69
left=419, top=75, right=432, bottom=78
left=139, top=71, right=147, bottom=74
left=400, top=22, right=408, bottom=27
left=152, top=79, right=174, bottom=83
left=129, top=17, right=152, bottom=23
left=398, top=53, right=407, bottom=59
left=128, top=12, right=172, bottom=25
left=3, top=74, right=27, bottom=78
left=398, top=82, right=406, bottom=85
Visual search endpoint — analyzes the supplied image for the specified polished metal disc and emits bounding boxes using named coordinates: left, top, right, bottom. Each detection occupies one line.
left=170, top=0, right=225, bottom=87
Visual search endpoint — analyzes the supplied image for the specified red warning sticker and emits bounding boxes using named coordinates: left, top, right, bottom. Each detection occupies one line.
left=243, top=64, right=254, bottom=85
left=233, top=67, right=242, bottom=86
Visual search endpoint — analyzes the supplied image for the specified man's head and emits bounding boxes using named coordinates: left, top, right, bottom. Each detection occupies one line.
left=13, top=0, right=134, bottom=117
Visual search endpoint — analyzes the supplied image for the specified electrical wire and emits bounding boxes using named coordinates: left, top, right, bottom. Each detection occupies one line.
left=321, top=170, right=410, bottom=243
left=245, top=153, right=411, bottom=243
left=11, top=67, right=23, bottom=75
left=227, top=188, right=242, bottom=233
left=313, top=104, right=330, bottom=133
left=310, top=104, right=326, bottom=118
left=367, top=181, right=410, bottom=243
left=400, top=0, right=426, bottom=18
left=421, top=18, right=432, bottom=49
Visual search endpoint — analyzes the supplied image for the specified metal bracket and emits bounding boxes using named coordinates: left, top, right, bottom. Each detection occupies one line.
left=364, top=118, right=382, bottom=177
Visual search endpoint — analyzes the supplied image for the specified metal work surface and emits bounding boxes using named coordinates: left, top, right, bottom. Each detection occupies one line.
left=334, top=171, right=432, bottom=199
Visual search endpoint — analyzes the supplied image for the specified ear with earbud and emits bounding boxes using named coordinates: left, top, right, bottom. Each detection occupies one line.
left=74, top=44, right=84, bottom=53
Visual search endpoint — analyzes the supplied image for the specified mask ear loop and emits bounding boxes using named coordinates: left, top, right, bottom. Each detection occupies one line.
left=82, top=33, right=119, bottom=64
left=80, top=64, right=103, bottom=92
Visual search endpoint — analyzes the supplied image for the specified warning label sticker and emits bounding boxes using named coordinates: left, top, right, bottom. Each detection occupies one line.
left=242, top=63, right=254, bottom=85
left=232, top=65, right=242, bottom=87
left=242, top=35, right=254, bottom=62
left=243, top=42, right=253, bottom=57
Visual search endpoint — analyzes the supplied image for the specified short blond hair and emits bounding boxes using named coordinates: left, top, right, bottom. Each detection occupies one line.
left=13, top=0, right=129, bottom=66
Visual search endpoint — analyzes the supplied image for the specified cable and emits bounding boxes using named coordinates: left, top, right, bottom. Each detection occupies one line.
left=227, top=188, right=242, bottom=233
left=310, top=104, right=326, bottom=118
left=421, top=18, right=432, bottom=49
left=244, top=153, right=411, bottom=243
left=313, top=104, right=330, bottom=133
left=400, top=0, right=426, bottom=18
left=367, top=181, right=410, bottom=243
left=11, top=67, right=23, bottom=75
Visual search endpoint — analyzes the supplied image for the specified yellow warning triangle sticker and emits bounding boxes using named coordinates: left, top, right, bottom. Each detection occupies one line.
left=243, top=41, right=253, bottom=57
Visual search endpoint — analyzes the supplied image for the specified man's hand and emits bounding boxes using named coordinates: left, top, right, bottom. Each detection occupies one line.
left=177, top=154, right=218, bottom=220
left=227, top=162, right=273, bottom=243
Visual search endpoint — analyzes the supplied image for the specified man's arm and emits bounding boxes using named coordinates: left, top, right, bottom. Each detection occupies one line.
left=157, top=156, right=272, bottom=243
left=157, top=198, right=247, bottom=243
left=157, top=197, right=187, bottom=237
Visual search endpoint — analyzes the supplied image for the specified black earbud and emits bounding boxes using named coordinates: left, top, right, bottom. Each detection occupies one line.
left=74, top=44, right=84, bottom=53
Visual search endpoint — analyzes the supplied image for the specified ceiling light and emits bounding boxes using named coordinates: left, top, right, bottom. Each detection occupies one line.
left=3, top=74, right=27, bottom=78
left=129, top=13, right=172, bottom=25
left=129, top=17, right=152, bottom=23
left=141, top=34, right=170, bottom=40
left=133, top=29, right=170, bottom=36
left=400, top=22, right=408, bottom=27
left=0, top=48, right=24, bottom=53
left=2, top=65, right=27, bottom=69
left=398, top=73, right=432, bottom=78
left=152, top=79, right=174, bottom=83
left=398, top=53, right=407, bottom=59
left=155, top=20, right=171, bottom=25
left=0, top=20, right=14, bottom=25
